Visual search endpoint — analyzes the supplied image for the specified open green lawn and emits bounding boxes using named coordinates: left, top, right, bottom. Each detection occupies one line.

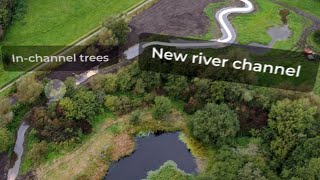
left=1, top=0, right=142, bottom=46
left=279, top=0, right=320, bottom=19
left=0, top=0, right=143, bottom=88
left=232, top=0, right=307, bottom=50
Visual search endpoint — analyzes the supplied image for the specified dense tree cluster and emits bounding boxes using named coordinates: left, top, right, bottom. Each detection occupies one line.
left=58, top=87, right=103, bottom=122
left=188, top=103, right=239, bottom=145
left=95, top=17, right=129, bottom=47
left=267, top=98, right=317, bottom=167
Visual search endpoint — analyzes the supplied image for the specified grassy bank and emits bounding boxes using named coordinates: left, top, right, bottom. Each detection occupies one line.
left=308, top=32, right=320, bottom=52
left=196, top=2, right=227, bottom=40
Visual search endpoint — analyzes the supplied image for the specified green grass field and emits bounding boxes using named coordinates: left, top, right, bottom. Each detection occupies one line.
left=232, top=0, right=307, bottom=50
left=279, top=0, right=320, bottom=18
left=0, top=0, right=143, bottom=88
left=1, top=0, right=142, bottom=46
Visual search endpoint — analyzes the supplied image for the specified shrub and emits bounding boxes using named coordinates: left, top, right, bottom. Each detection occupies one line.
left=0, top=97, right=13, bottom=127
left=152, top=96, right=172, bottom=120
left=27, top=141, right=48, bottom=166
left=130, top=110, right=141, bottom=125
left=115, top=95, right=132, bottom=115
left=103, top=74, right=118, bottom=94
left=0, top=128, right=11, bottom=153
left=16, top=75, right=43, bottom=103
left=143, top=93, right=155, bottom=105
left=104, top=95, right=118, bottom=112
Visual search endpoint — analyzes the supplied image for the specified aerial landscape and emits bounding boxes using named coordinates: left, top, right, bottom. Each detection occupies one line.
left=1, top=0, right=320, bottom=179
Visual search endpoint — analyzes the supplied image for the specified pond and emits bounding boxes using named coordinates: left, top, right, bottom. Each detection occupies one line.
left=249, top=25, right=291, bottom=49
left=105, top=132, right=197, bottom=180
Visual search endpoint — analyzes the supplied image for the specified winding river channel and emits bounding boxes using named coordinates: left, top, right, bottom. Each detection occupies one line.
left=7, top=123, right=30, bottom=180
left=7, top=1, right=255, bottom=179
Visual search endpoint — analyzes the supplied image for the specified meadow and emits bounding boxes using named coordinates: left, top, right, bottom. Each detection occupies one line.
left=0, top=0, right=143, bottom=87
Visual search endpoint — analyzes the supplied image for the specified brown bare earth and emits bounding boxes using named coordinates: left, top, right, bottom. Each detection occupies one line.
left=129, top=0, right=222, bottom=43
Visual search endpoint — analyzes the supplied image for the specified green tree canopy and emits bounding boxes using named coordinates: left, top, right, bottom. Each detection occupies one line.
left=16, top=75, right=43, bottom=103
left=152, top=96, right=172, bottom=120
left=104, top=18, right=129, bottom=45
left=188, top=103, right=239, bottom=145
left=267, top=98, right=317, bottom=166
left=291, top=158, right=320, bottom=180
left=59, top=88, right=101, bottom=121
left=164, top=74, right=188, bottom=98
left=284, top=136, right=320, bottom=169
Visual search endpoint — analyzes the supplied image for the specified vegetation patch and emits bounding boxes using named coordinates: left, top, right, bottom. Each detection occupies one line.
left=309, top=30, right=320, bottom=52
left=197, top=2, right=226, bottom=40
left=144, top=160, right=192, bottom=180
left=232, top=0, right=306, bottom=49
left=0, top=0, right=143, bottom=87
left=110, top=133, right=135, bottom=161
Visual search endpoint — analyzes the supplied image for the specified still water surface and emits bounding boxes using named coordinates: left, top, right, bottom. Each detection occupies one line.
left=105, top=132, right=197, bottom=180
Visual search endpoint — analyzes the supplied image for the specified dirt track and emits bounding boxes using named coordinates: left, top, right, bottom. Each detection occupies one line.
left=129, top=0, right=222, bottom=43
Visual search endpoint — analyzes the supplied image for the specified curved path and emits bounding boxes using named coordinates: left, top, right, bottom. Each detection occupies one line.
left=140, top=0, right=254, bottom=49
left=215, top=0, right=254, bottom=43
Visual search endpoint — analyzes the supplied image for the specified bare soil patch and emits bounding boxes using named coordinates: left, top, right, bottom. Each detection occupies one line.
left=128, top=0, right=222, bottom=44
